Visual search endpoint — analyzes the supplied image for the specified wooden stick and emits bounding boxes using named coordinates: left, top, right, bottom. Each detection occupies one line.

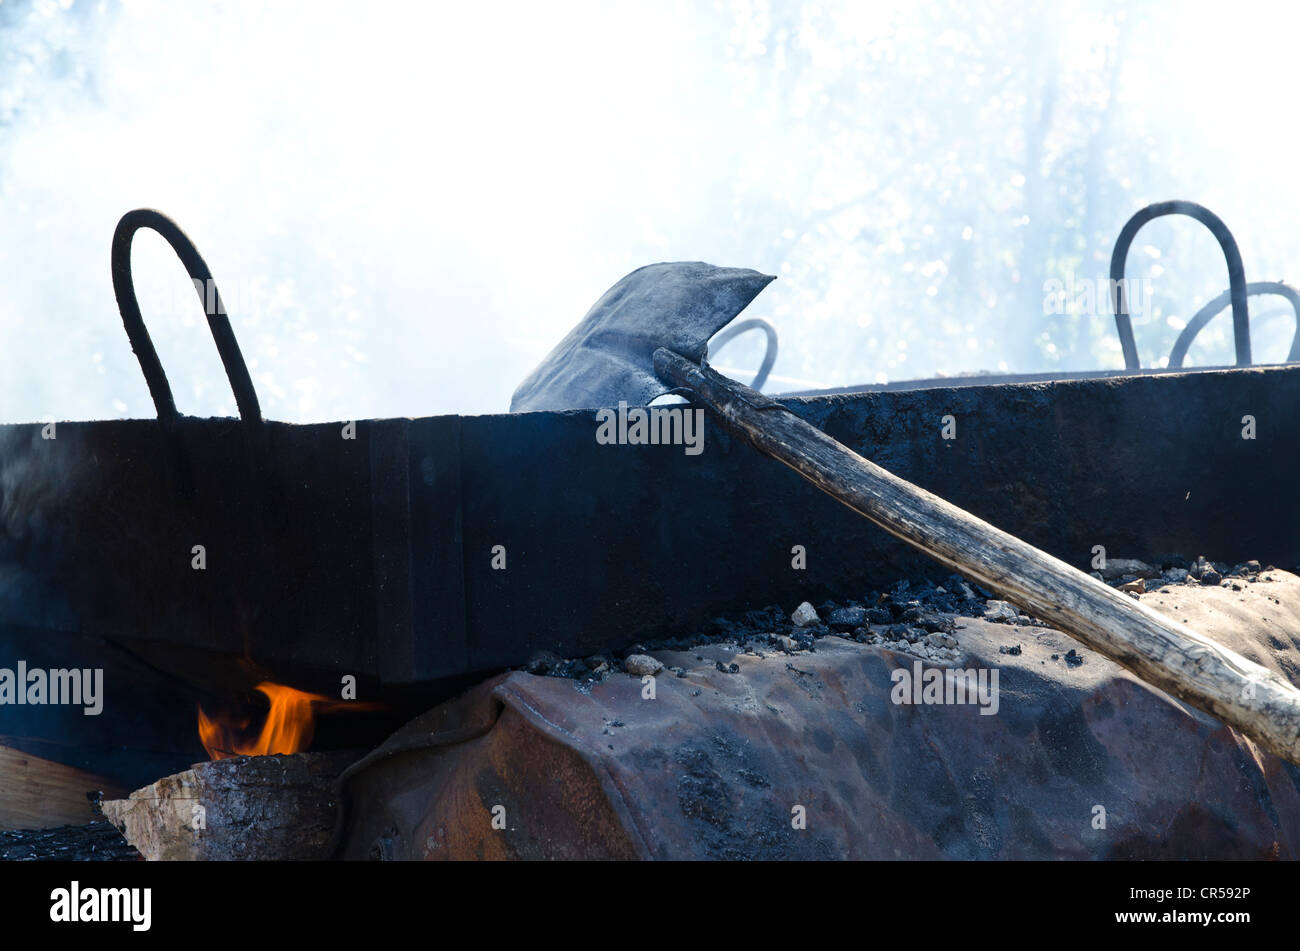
left=654, top=348, right=1300, bottom=765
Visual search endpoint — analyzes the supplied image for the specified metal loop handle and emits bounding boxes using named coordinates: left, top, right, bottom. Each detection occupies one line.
left=111, top=209, right=263, bottom=427
left=1170, top=281, right=1300, bottom=367
left=1110, top=200, right=1250, bottom=370
left=707, top=317, right=779, bottom=391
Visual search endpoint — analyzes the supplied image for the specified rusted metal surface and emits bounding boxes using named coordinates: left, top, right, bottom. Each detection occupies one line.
left=332, top=573, right=1300, bottom=860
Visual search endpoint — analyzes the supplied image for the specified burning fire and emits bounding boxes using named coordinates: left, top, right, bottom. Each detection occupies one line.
left=198, top=681, right=337, bottom=760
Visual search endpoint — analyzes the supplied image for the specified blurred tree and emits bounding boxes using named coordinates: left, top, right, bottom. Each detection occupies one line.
left=705, top=0, right=1205, bottom=384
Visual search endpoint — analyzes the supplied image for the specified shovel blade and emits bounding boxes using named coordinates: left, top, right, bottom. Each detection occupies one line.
left=510, top=262, right=775, bottom=412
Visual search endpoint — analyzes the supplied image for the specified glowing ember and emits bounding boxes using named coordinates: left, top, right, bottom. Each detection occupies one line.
left=198, top=681, right=336, bottom=760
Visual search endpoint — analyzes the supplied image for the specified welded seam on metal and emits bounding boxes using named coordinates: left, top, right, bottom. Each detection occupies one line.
left=1110, top=200, right=1250, bottom=370
left=1170, top=281, right=1300, bottom=367
left=111, top=208, right=263, bottom=427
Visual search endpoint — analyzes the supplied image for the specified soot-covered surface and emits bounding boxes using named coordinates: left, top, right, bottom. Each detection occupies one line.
left=0, top=820, right=139, bottom=861
left=2, top=363, right=1298, bottom=693
left=333, top=564, right=1300, bottom=860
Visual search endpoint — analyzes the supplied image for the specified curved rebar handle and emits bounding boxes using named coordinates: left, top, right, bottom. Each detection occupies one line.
left=111, top=209, right=263, bottom=427
left=1170, top=281, right=1300, bottom=367
left=1110, top=200, right=1250, bottom=370
left=706, top=317, right=779, bottom=391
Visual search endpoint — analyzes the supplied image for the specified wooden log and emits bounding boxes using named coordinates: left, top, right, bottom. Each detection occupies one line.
left=101, top=750, right=357, bottom=860
left=655, top=348, right=1300, bottom=765
left=0, top=745, right=125, bottom=831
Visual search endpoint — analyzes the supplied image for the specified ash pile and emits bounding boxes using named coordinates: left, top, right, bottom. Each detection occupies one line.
left=525, top=554, right=1286, bottom=686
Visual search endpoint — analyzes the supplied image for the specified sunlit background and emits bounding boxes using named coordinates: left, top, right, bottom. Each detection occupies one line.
left=1, top=0, right=1298, bottom=423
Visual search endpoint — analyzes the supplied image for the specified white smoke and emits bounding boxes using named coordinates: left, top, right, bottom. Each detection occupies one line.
left=1, top=0, right=1300, bottom=424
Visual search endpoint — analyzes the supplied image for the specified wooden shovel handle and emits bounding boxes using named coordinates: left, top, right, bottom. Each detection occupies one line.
left=654, top=348, right=1300, bottom=765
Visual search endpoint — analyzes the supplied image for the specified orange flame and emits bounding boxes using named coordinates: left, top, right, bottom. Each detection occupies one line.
left=198, top=681, right=334, bottom=760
